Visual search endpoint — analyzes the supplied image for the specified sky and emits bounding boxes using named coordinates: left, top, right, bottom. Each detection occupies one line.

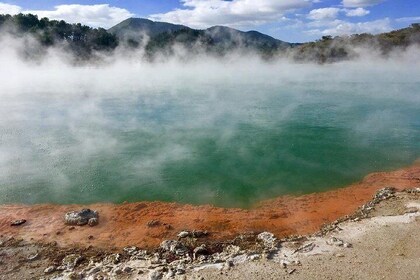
left=0, top=0, right=419, bottom=42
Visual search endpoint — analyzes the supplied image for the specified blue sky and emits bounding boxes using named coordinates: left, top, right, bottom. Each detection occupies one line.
left=0, top=0, right=419, bottom=42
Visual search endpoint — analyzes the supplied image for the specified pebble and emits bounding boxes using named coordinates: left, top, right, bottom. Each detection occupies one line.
left=27, top=253, right=40, bottom=261
left=114, top=268, right=123, bottom=275
left=149, top=270, right=163, bottom=280
left=280, top=260, right=289, bottom=268
left=225, top=259, right=234, bottom=268
left=123, top=266, right=133, bottom=273
left=10, top=219, right=26, bottom=226
left=44, top=266, right=56, bottom=274
left=178, top=231, right=190, bottom=238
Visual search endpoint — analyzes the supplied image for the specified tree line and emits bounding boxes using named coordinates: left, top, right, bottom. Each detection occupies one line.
left=0, top=14, right=118, bottom=59
left=1, top=13, right=419, bottom=63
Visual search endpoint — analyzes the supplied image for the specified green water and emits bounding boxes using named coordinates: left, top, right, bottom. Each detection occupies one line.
left=1, top=62, right=419, bottom=208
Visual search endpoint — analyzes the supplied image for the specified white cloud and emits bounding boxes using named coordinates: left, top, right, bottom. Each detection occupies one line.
left=308, top=18, right=391, bottom=36
left=0, top=3, right=22, bottom=14
left=342, top=0, right=384, bottom=8
left=345, top=7, right=370, bottom=17
left=396, top=16, right=420, bottom=22
left=150, top=0, right=313, bottom=28
left=0, top=3, right=133, bottom=28
left=308, top=8, right=341, bottom=20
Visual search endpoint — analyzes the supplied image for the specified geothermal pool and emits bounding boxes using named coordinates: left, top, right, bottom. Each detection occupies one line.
left=0, top=59, right=419, bottom=207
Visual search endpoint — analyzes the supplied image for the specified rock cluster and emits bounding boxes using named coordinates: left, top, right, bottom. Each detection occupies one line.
left=257, top=232, right=278, bottom=248
left=177, top=230, right=209, bottom=239
left=356, top=187, right=396, bottom=219
left=405, top=187, right=420, bottom=194
left=326, top=237, right=352, bottom=248
left=160, top=240, right=188, bottom=255
left=373, top=187, right=396, bottom=201
left=64, top=209, right=99, bottom=226
left=40, top=227, right=357, bottom=280
left=317, top=187, right=399, bottom=236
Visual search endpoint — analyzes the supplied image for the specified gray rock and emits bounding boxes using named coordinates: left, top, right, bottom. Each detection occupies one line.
left=88, top=218, right=98, bottom=226
left=114, top=268, right=123, bottom=275
left=193, top=244, right=209, bottom=259
left=62, top=254, right=83, bottom=269
left=192, top=230, right=209, bottom=238
left=123, top=266, right=133, bottom=273
left=374, top=187, right=395, bottom=201
left=176, top=264, right=186, bottom=275
left=327, top=237, right=352, bottom=248
left=160, top=240, right=187, bottom=255
left=123, top=246, right=139, bottom=255
left=65, top=209, right=99, bottom=226
left=223, top=245, right=241, bottom=255
left=225, top=259, right=234, bottom=268
left=166, top=269, right=175, bottom=278
left=149, top=270, right=163, bottom=280
left=327, top=237, right=344, bottom=246
left=67, top=272, right=83, bottom=279
left=103, top=254, right=121, bottom=265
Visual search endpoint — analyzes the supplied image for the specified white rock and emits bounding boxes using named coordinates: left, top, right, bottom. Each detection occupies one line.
left=257, top=232, right=277, bottom=247
left=177, top=231, right=190, bottom=238
left=44, top=266, right=56, bottom=274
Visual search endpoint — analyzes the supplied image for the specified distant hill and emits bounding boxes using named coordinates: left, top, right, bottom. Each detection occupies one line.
left=108, top=18, right=292, bottom=57
left=108, top=18, right=189, bottom=38
left=293, top=23, right=420, bottom=63
left=0, top=13, right=418, bottom=63
left=204, top=26, right=291, bottom=49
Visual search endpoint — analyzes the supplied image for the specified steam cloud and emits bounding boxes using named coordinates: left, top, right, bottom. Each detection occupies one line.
left=0, top=33, right=419, bottom=207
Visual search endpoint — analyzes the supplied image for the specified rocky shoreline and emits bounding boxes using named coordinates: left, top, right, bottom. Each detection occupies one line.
left=0, top=162, right=419, bottom=279
left=1, top=187, right=419, bottom=280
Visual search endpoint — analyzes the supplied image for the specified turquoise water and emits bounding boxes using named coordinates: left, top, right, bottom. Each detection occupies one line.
left=0, top=61, right=419, bottom=208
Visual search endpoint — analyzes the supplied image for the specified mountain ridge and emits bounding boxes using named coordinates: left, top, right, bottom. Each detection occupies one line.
left=108, top=17, right=293, bottom=58
left=108, top=17, right=190, bottom=38
left=0, top=13, right=418, bottom=63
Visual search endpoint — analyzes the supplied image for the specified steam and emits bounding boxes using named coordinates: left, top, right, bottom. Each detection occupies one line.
left=0, top=33, right=419, bottom=207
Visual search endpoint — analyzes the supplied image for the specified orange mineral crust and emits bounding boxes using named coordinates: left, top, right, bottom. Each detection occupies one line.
left=1, top=162, right=419, bottom=250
